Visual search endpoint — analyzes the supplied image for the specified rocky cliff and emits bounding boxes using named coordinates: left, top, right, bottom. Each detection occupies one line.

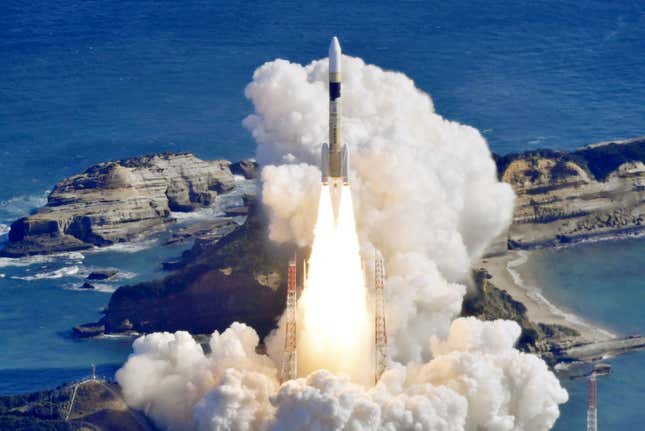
left=462, top=269, right=578, bottom=365
left=1, top=153, right=241, bottom=257
left=495, top=136, right=645, bottom=249
left=93, top=201, right=291, bottom=338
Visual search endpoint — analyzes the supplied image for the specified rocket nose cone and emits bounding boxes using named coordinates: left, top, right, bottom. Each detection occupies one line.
left=329, top=36, right=341, bottom=74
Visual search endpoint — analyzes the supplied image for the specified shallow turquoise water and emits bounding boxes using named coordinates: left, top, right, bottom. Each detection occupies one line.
left=527, top=237, right=645, bottom=429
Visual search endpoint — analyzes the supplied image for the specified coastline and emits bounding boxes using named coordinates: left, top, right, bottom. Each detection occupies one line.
left=480, top=243, right=645, bottom=365
left=481, top=250, right=614, bottom=345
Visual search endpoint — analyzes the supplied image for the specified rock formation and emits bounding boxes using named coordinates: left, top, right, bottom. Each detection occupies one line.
left=1, top=153, right=239, bottom=257
left=496, top=137, right=645, bottom=249
left=96, top=201, right=290, bottom=339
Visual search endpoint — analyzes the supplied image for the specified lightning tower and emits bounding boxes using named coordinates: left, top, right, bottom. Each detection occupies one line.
left=374, top=253, right=388, bottom=383
left=586, top=371, right=598, bottom=431
left=280, top=255, right=298, bottom=383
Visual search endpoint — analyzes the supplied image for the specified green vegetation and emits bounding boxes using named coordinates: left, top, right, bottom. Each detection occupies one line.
left=462, top=269, right=578, bottom=364
left=112, top=202, right=290, bottom=302
left=0, top=381, right=155, bottom=431
left=0, top=387, right=72, bottom=431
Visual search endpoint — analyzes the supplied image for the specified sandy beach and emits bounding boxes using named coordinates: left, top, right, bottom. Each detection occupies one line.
left=480, top=250, right=615, bottom=345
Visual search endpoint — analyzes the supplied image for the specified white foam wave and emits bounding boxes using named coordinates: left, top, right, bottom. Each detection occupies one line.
left=66, top=282, right=116, bottom=293
left=0, top=191, right=49, bottom=220
left=87, top=239, right=158, bottom=254
left=505, top=251, right=615, bottom=338
left=114, top=270, right=137, bottom=280
left=98, top=332, right=140, bottom=340
left=12, top=265, right=81, bottom=281
left=65, top=252, right=86, bottom=261
left=0, top=254, right=55, bottom=268
left=0, top=250, right=85, bottom=268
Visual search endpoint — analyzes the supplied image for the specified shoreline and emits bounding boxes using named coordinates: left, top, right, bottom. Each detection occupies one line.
left=480, top=244, right=645, bottom=365
left=481, top=249, right=614, bottom=345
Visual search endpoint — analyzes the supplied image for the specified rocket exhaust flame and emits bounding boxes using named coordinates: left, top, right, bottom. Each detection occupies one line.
left=297, top=184, right=371, bottom=384
left=296, top=38, right=370, bottom=383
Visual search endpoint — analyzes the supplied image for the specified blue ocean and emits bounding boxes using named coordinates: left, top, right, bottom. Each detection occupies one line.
left=1, top=0, right=643, bottom=428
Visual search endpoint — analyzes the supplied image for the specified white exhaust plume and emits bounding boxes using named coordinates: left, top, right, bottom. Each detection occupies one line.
left=296, top=184, right=371, bottom=383
left=117, top=54, right=568, bottom=430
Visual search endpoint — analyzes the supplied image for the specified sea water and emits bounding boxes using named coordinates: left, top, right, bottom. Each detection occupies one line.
left=526, top=237, right=645, bottom=429
left=0, top=237, right=194, bottom=394
left=0, top=0, right=643, bottom=425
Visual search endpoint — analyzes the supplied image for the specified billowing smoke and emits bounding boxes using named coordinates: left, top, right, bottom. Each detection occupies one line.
left=117, top=54, right=568, bottom=430
left=118, top=319, right=566, bottom=431
left=251, top=55, right=515, bottom=362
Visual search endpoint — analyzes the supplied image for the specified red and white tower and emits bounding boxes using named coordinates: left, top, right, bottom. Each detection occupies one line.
left=586, top=371, right=598, bottom=431
left=280, top=255, right=298, bottom=383
left=374, top=253, right=388, bottom=384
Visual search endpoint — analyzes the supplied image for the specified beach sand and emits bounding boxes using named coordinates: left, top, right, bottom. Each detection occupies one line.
left=479, top=250, right=615, bottom=345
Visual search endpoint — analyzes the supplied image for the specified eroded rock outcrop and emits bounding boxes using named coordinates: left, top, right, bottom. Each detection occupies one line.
left=1, top=153, right=239, bottom=257
left=495, top=137, right=645, bottom=249
left=97, top=202, right=292, bottom=338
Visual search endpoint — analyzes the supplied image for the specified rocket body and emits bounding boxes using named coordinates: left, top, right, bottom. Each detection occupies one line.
left=322, top=37, right=349, bottom=186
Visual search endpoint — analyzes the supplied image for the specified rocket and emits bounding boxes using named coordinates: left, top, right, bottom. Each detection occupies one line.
left=321, top=36, right=349, bottom=186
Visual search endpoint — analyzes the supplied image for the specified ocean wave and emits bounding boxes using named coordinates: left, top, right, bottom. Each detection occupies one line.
left=0, top=191, right=49, bottom=221
left=505, top=251, right=615, bottom=338
left=12, top=265, right=81, bottom=281
left=87, top=239, right=159, bottom=254
left=0, top=224, right=9, bottom=237
left=547, top=230, right=645, bottom=250
left=66, top=282, right=116, bottom=293
left=0, top=254, right=55, bottom=268
left=0, top=250, right=85, bottom=268
left=97, top=332, right=140, bottom=340
left=506, top=251, right=586, bottom=325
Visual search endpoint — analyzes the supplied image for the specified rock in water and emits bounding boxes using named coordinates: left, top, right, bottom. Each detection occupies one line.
left=0, top=153, right=236, bottom=257
left=230, top=159, right=258, bottom=179
left=72, top=322, right=105, bottom=338
left=87, top=269, right=119, bottom=280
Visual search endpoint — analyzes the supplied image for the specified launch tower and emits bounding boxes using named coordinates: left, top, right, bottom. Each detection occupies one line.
left=586, top=371, right=598, bottom=431
left=280, top=256, right=298, bottom=383
left=374, top=253, right=388, bottom=383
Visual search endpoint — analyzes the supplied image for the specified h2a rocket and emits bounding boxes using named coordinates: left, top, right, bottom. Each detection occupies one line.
left=321, top=36, right=349, bottom=187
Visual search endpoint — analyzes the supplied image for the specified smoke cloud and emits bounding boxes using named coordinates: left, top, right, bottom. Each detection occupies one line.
left=117, top=54, right=567, bottom=430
